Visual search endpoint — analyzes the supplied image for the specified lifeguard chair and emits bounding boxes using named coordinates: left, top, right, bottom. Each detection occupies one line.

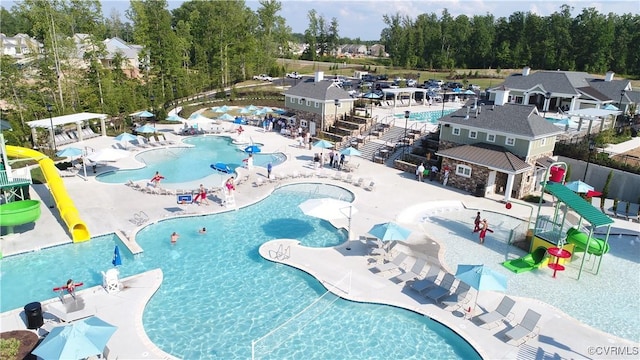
left=102, top=268, right=121, bottom=293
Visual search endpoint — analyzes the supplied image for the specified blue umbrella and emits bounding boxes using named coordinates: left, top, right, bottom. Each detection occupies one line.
left=244, top=145, right=261, bottom=153
left=254, top=109, right=267, bottom=116
left=463, top=89, right=476, bottom=95
left=564, top=180, right=594, bottom=193
left=246, top=105, right=258, bottom=111
left=166, top=114, right=185, bottom=122
left=313, top=140, right=334, bottom=149
left=603, top=104, right=619, bottom=111
left=219, top=113, right=235, bottom=121
left=340, top=147, right=362, bottom=156
left=56, top=147, right=83, bottom=158
left=262, top=107, right=274, bottom=113
left=455, top=264, right=507, bottom=313
left=31, top=316, right=117, bottom=360
left=362, top=92, right=382, bottom=99
left=215, top=105, right=231, bottom=113
left=368, top=222, right=412, bottom=241
left=135, top=124, right=157, bottom=133
left=112, top=245, right=122, bottom=266
left=233, top=117, right=246, bottom=125
left=114, top=132, right=138, bottom=142
left=239, top=108, right=252, bottom=114
left=136, top=110, right=154, bottom=118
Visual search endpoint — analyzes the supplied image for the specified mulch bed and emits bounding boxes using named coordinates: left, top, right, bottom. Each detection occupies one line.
left=0, top=331, right=39, bottom=360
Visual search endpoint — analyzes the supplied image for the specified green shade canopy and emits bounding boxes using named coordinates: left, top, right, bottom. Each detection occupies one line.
left=545, top=182, right=614, bottom=227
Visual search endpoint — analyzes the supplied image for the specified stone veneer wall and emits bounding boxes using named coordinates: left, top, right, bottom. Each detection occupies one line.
left=291, top=109, right=339, bottom=131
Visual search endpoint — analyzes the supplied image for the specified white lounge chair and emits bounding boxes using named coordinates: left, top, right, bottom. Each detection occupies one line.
left=590, top=197, right=602, bottom=210
left=365, top=181, right=375, bottom=191
left=504, top=309, right=542, bottom=345
left=393, top=257, right=428, bottom=283
left=626, top=203, right=639, bottom=222
left=410, top=266, right=442, bottom=294
left=371, top=252, right=408, bottom=274
left=353, top=177, right=364, bottom=187
left=476, top=296, right=516, bottom=328
left=602, top=198, right=615, bottom=217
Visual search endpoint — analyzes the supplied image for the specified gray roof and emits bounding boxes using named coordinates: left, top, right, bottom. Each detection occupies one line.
left=436, top=143, right=532, bottom=174
left=440, top=103, right=563, bottom=139
left=285, top=79, right=352, bottom=101
left=587, top=78, right=632, bottom=102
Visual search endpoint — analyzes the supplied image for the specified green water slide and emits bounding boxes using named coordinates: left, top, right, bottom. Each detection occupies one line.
left=566, top=227, right=610, bottom=256
left=502, top=246, right=548, bottom=274
left=0, top=199, right=42, bottom=227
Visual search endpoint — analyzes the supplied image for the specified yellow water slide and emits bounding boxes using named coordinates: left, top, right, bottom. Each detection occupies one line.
left=6, top=146, right=90, bottom=242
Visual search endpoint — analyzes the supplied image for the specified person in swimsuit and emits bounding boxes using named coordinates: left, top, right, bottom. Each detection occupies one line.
left=196, top=184, right=209, bottom=205
left=65, top=279, right=76, bottom=299
left=150, top=171, right=165, bottom=187
left=199, top=227, right=207, bottom=234
left=472, top=212, right=482, bottom=233
left=171, top=232, right=179, bottom=244
left=478, top=219, right=493, bottom=244
left=225, top=177, right=236, bottom=195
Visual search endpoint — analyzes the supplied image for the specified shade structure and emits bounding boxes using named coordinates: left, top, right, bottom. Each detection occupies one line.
left=565, top=180, right=594, bottom=193
left=362, top=92, right=382, bottom=99
left=216, top=105, right=231, bottom=113
left=368, top=222, right=412, bottom=241
left=455, top=264, right=507, bottom=313
left=586, top=190, right=603, bottom=198
left=261, top=107, right=274, bottom=113
left=246, top=105, right=258, bottom=111
left=603, top=104, right=619, bottom=111
left=233, top=117, right=246, bottom=124
left=218, top=113, right=235, bottom=121
left=135, top=124, right=157, bottom=133
left=340, top=147, right=361, bottom=156
left=112, top=245, right=122, bottom=266
left=56, top=147, right=83, bottom=158
left=114, top=132, right=138, bottom=142
left=313, top=140, right=334, bottom=149
left=31, top=316, right=117, bottom=360
left=244, top=145, right=261, bottom=153
left=299, top=198, right=358, bottom=238
left=239, top=108, right=252, bottom=114
left=165, top=114, right=185, bottom=122
left=253, top=109, right=267, bottom=116
left=136, top=110, right=154, bottom=118
left=87, top=148, right=129, bottom=162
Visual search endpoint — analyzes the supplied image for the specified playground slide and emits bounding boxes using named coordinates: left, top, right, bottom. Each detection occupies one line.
left=566, top=228, right=609, bottom=256
left=0, top=199, right=41, bottom=227
left=502, top=246, right=547, bottom=274
left=5, top=145, right=90, bottom=242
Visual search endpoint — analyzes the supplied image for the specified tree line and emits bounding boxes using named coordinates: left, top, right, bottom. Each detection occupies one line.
left=380, top=5, right=640, bottom=76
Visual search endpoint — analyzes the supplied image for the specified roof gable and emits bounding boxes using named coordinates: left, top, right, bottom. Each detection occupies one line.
left=284, top=79, right=352, bottom=101
left=436, top=143, right=532, bottom=173
left=440, top=103, right=563, bottom=138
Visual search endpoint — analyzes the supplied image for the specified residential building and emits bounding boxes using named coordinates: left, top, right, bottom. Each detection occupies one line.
left=0, top=33, right=42, bottom=58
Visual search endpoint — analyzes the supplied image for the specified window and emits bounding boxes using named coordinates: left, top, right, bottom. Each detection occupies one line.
left=452, top=127, right=461, bottom=136
left=456, top=165, right=471, bottom=178
left=486, top=133, right=496, bottom=142
left=505, top=137, right=515, bottom=146
left=540, top=138, right=547, bottom=146
left=290, top=97, right=295, bottom=103
left=300, top=120, right=308, bottom=128
left=469, top=130, right=477, bottom=139
left=314, top=101, right=319, bottom=108
left=306, top=100, right=311, bottom=106
left=298, top=98, right=304, bottom=105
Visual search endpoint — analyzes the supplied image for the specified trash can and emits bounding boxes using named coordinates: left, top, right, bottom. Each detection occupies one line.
left=474, top=183, right=486, bottom=197
left=24, top=302, right=43, bottom=329
left=549, top=166, right=565, bottom=183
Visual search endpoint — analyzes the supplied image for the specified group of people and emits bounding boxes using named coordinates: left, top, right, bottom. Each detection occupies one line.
left=472, top=211, right=493, bottom=244
left=415, top=164, right=450, bottom=185
left=170, top=227, right=207, bottom=244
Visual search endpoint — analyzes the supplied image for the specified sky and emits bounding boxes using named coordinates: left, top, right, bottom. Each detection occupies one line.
left=6, top=0, right=640, bottom=40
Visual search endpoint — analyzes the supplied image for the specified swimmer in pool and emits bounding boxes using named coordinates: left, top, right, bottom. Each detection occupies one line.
left=171, top=232, right=179, bottom=244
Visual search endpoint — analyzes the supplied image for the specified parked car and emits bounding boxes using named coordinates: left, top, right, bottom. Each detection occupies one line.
left=446, top=82, right=463, bottom=89
left=468, top=84, right=480, bottom=91
left=406, top=79, right=417, bottom=87
left=358, top=81, right=373, bottom=89
left=253, top=74, right=273, bottom=81
left=427, top=79, right=444, bottom=86
left=286, top=72, right=302, bottom=79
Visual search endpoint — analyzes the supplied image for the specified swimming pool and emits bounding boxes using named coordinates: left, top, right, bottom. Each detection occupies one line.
left=0, top=184, right=479, bottom=359
left=394, top=109, right=456, bottom=123
left=96, top=136, right=286, bottom=184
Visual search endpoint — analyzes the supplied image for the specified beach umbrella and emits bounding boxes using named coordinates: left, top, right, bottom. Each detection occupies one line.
left=56, top=147, right=83, bottom=158
left=112, top=245, right=122, bottom=266
left=114, top=132, right=138, bottom=142
left=254, top=109, right=267, bottom=116
left=135, top=124, right=157, bottom=133
left=218, top=113, right=235, bottom=121
left=463, top=89, right=476, bottom=95
left=215, top=105, right=231, bottom=113
left=261, top=107, right=274, bottom=113
left=188, top=113, right=200, bottom=120
left=165, top=114, right=185, bottom=122
left=455, top=264, right=507, bottom=314
left=136, top=110, right=154, bottom=118
left=246, top=105, right=258, bottom=111
left=313, top=140, right=334, bottom=149
left=244, top=145, right=261, bottom=153
left=340, top=147, right=362, bottom=156
left=299, top=198, right=357, bottom=239
left=586, top=190, right=603, bottom=198
left=603, top=104, right=619, bottom=111
left=368, top=221, right=412, bottom=242
left=233, top=117, right=246, bottom=125
left=31, top=316, right=117, bottom=360
left=87, top=148, right=129, bottom=162
left=565, top=180, right=594, bottom=193
left=362, top=92, right=382, bottom=99
left=239, top=107, right=252, bottom=114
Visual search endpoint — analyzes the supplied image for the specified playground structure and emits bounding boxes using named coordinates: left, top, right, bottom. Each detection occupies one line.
left=2, top=144, right=90, bottom=242
left=529, top=162, right=614, bottom=280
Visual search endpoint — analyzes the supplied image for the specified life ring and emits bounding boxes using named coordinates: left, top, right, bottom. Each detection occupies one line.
left=53, top=282, right=83, bottom=292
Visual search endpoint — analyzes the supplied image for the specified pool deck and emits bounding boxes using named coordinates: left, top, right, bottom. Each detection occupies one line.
left=1, top=113, right=639, bottom=359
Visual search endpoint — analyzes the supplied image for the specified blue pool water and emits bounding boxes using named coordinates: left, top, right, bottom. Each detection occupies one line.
left=96, top=136, right=286, bottom=184
left=395, top=109, right=456, bottom=123
left=1, top=184, right=479, bottom=359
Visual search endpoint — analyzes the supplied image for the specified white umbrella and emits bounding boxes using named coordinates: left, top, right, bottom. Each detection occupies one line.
left=299, top=198, right=358, bottom=239
left=87, top=148, right=129, bottom=162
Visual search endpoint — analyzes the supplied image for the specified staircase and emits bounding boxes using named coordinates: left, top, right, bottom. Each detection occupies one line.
left=353, top=126, right=408, bottom=162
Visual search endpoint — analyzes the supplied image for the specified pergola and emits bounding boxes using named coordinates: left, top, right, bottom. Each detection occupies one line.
left=381, top=87, right=429, bottom=109
left=567, top=108, right=621, bottom=132
left=26, top=112, right=108, bottom=144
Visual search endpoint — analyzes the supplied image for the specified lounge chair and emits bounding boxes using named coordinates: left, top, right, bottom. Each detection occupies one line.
left=440, top=282, right=472, bottom=309
left=365, top=181, right=375, bottom=191
left=370, top=252, right=408, bottom=274
left=615, top=201, right=629, bottom=219
left=353, top=177, right=364, bottom=187
left=504, top=309, right=542, bottom=345
left=393, top=257, right=428, bottom=283
left=626, top=203, right=639, bottom=222
left=254, top=178, right=265, bottom=187
left=343, top=174, right=353, bottom=183
left=410, top=266, right=442, bottom=294
left=475, top=296, right=516, bottom=328
left=590, top=197, right=602, bottom=210
left=423, top=273, right=457, bottom=301
left=602, top=198, right=615, bottom=217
